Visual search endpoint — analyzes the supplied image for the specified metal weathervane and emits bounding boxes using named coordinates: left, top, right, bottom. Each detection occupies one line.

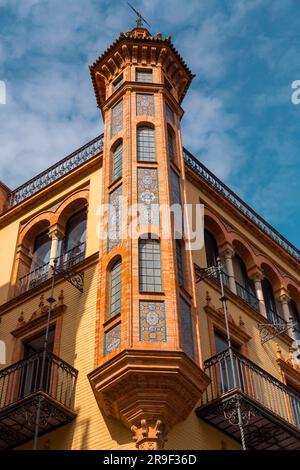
left=127, top=2, right=151, bottom=28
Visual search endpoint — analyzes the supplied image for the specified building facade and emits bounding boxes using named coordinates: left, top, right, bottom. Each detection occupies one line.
left=0, top=25, right=300, bottom=451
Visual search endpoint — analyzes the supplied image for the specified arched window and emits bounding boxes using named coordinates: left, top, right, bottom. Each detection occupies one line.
left=262, top=278, right=279, bottom=323
left=62, top=208, right=87, bottom=266
left=289, top=299, right=300, bottom=340
left=109, top=258, right=122, bottom=318
left=112, top=141, right=123, bottom=181
left=232, top=254, right=257, bottom=308
left=204, top=229, right=219, bottom=268
left=139, top=237, right=162, bottom=292
left=137, top=126, right=156, bottom=162
left=31, top=231, right=51, bottom=269
left=167, top=126, right=176, bottom=160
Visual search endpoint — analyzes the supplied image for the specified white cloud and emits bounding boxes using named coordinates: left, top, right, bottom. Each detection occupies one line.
left=182, top=90, right=244, bottom=179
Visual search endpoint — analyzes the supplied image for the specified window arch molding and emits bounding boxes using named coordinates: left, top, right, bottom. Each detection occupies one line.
left=56, top=189, right=89, bottom=232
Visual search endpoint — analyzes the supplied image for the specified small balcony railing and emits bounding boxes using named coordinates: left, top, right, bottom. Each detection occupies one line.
left=0, top=351, right=78, bottom=410
left=0, top=351, right=78, bottom=449
left=200, top=348, right=300, bottom=432
left=235, top=281, right=259, bottom=311
left=17, top=242, right=86, bottom=294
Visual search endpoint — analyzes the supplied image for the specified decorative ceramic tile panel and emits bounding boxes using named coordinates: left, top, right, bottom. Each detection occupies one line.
left=139, top=301, right=166, bottom=342
left=108, top=185, right=122, bottom=252
left=165, top=102, right=175, bottom=124
left=137, top=168, right=159, bottom=225
left=136, top=94, right=155, bottom=116
left=104, top=323, right=121, bottom=355
left=111, top=100, right=123, bottom=137
left=179, top=298, right=195, bottom=359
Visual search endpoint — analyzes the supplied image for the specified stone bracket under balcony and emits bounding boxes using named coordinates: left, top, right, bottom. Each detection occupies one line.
left=0, top=392, right=76, bottom=450
left=196, top=390, right=300, bottom=450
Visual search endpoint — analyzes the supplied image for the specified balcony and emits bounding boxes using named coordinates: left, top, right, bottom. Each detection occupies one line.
left=0, top=351, right=78, bottom=449
left=18, top=242, right=86, bottom=294
left=196, top=348, right=300, bottom=449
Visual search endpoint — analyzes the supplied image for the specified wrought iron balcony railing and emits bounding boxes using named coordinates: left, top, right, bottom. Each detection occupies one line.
left=183, top=147, right=300, bottom=263
left=0, top=351, right=78, bottom=449
left=235, top=281, right=259, bottom=311
left=17, top=242, right=86, bottom=294
left=8, top=135, right=104, bottom=208
left=0, top=351, right=78, bottom=410
left=197, top=348, right=300, bottom=449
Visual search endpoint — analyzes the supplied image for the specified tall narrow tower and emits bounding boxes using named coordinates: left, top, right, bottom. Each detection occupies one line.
left=88, top=24, right=209, bottom=450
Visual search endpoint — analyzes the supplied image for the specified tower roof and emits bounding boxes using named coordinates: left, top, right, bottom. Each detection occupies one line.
left=89, top=28, right=195, bottom=109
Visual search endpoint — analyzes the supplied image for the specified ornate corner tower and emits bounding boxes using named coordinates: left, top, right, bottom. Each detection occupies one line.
left=88, top=25, right=209, bottom=450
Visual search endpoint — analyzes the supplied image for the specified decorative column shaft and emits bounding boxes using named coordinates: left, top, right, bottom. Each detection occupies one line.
left=48, top=225, right=64, bottom=266
left=221, top=247, right=237, bottom=295
left=278, top=292, right=291, bottom=323
left=251, top=272, right=267, bottom=318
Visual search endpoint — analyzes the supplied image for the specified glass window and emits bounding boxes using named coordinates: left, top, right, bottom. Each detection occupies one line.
left=176, top=240, right=184, bottom=287
left=262, top=278, right=279, bottom=323
left=136, top=69, right=153, bottom=83
left=165, top=103, right=175, bottom=124
left=180, top=298, right=195, bottom=359
left=109, top=259, right=122, bottom=318
left=32, top=231, right=51, bottom=269
left=113, top=75, right=123, bottom=91
left=137, top=126, right=156, bottom=161
left=171, top=169, right=181, bottom=205
left=139, top=238, right=162, bottom=292
left=167, top=127, right=176, bottom=160
left=204, top=229, right=219, bottom=268
left=112, top=142, right=123, bottom=181
left=64, top=209, right=87, bottom=253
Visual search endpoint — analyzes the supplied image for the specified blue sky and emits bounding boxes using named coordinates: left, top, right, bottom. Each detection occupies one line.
left=0, top=0, right=300, bottom=247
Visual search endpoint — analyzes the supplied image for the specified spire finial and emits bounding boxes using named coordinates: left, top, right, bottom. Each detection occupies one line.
left=128, top=2, right=151, bottom=29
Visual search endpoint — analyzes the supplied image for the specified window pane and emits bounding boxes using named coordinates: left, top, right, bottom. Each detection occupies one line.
left=137, top=126, right=156, bottom=161
left=113, top=75, right=123, bottom=91
left=32, top=232, right=51, bottom=268
left=180, top=298, right=195, bottom=359
left=204, top=229, right=219, bottom=268
left=176, top=240, right=184, bottom=287
left=171, top=169, right=181, bottom=205
left=110, top=259, right=122, bottom=318
left=167, top=128, right=175, bottom=160
left=136, top=70, right=153, bottom=83
left=113, top=142, right=123, bottom=181
left=65, top=209, right=87, bottom=253
left=139, top=239, right=162, bottom=292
